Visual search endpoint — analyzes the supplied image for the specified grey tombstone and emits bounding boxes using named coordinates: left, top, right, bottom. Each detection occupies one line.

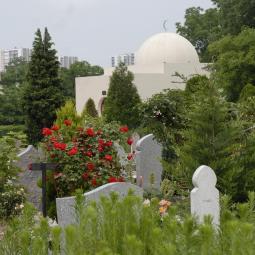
left=56, top=182, right=143, bottom=227
left=114, top=142, right=127, bottom=167
left=135, top=134, right=163, bottom=190
left=130, top=132, right=140, bottom=153
left=15, top=145, right=44, bottom=210
left=191, top=165, right=220, bottom=226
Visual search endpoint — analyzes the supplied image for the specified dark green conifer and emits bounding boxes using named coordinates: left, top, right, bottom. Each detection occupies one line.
left=22, top=28, right=64, bottom=145
left=83, top=98, right=98, bottom=117
left=103, top=62, right=141, bottom=128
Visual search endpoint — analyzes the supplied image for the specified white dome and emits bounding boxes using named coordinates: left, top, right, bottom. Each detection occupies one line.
left=136, top=33, right=199, bottom=66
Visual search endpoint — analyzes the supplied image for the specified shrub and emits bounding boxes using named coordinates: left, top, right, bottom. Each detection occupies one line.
left=41, top=120, right=133, bottom=217
left=0, top=136, right=26, bottom=219
left=82, top=98, right=98, bottom=118
left=2, top=192, right=255, bottom=254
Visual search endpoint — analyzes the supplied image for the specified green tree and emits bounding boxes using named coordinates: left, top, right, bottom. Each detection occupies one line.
left=176, top=7, right=221, bottom=62
left=22, top=28, right=64, bottom=145
left=185, top=75, right=210, bottom=96
left=209, top=28, right=255, bottom=102
left=103, top=63, right=141, bottom=128
left=0, top=86, right=24, bottom=125
left=213, top=0, right=255, bottom=35
left=82, top=98, right=98, bottom=118
left=59, top=61, right=104, bottom=98
left=0, top=57, right=28, bottom=87
left=176, top=83, right=240, bottom=195
left=139, top=89, right=187, bottom=163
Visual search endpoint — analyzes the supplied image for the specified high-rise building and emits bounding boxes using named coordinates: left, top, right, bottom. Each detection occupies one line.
left=59, top=56, right=78, bottom=69
left=111, top=53, right=135, bottom=67
left=0, top=48, right=32, bottom=72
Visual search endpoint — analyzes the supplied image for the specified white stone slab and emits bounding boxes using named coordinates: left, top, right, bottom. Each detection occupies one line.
left=191, top=165, right=220, bottom=226
left=56, top=182, right=143, bottom=227
left=135, top=134, right=163, bottom=190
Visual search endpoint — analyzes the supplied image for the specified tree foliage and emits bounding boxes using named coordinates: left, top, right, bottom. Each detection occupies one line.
left=0, top=57, right=28, bottom=87
left=22, top=28, right=64, bottom=145
left=59, top=61, right=104, bottom=98
left=213, top=0, right=255, bottom=35
left=103, top=63, right=141, bottom=128
left=176, top=7, right=221, bottom=61
left=209, top=28, right=255, bottom=102
left=82, top=98, right=98, bottom=118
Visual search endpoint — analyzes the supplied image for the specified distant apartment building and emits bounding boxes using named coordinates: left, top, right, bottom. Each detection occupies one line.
left=0, top=48, right=32, bottom=72
left=59, top=56, right=78, bottom=69
left=111, top=53, right=135, bottom=67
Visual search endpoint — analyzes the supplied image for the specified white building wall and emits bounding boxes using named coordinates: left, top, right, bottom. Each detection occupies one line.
left=76, top=62, right=210, bottom=115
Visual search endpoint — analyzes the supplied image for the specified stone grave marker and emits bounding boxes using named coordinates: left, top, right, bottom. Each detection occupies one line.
left=15, top=145, right=44, bottom=210
left=56, top=182, right=143, bottom=227
left=135, top=134, right=163, bottom=190
left=131, top=132, right=140, bottom=153
left=191, top=165, right=220, bottom=226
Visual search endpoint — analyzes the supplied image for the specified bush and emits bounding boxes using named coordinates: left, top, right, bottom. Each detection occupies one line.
left=2, top=192, right=255, bottom=254
left=41, top=119, right=133, bottom=217
left=0, top=135, right=26, bottom=219
left=0, top=180, right=25, bottom=219
left=0, top=125, right=25, bottom=138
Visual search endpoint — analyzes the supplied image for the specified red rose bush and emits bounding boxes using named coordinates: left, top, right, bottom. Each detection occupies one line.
left=42, top=121, right=133, bottom=198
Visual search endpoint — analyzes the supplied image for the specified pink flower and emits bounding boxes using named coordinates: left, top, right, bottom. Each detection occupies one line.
left=127, top=153, right=133, bottom=160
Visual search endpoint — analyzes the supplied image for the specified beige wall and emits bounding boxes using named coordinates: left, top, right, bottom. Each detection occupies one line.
left=75, top=62, right=210, bottom=115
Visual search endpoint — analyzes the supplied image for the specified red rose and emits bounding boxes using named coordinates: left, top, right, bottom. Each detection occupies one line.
left=42, top=128, right=52, bottom=136
left=85, top=151, right=93, bottom=157
left=97, top=129, right=102, bottom=135
left=50, top=136, right=57, bottom=142
left=86, top=128, right=95, bottom=137
left=108, top=176, right=118, bottom=183
left=51, top=125, right=60, bottom=131
left=104, top=154, right=113, bottom=161
left=82, top=172, right=89, bottom=181
left=118, top=176, right=125, bottom=182
left=127, top=137, right=133, bottom=145
left=91, top=178, right=97, bottom=187
left=67, top=147, right=78, bottom=156
left=98, top=146, right=104, bottom=152
left=105, top=141, right=113, bottom=147
left=127, top=153, right=133, bottom=160
left=86, top=162, right=95, bottom=171
left=53, top=142, right=67, bottom=151
left=119, top=126, right=129, bottom=133
left=64, top=119, right=72, bottom=126
left=98, top=138, right=104, bottom=145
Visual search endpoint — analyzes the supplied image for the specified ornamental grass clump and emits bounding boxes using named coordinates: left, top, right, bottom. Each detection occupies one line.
left=2, top=192, right=255, bottom=254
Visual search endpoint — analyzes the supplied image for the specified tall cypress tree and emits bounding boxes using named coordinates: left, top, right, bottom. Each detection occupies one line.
left=23, top=28, right=64, bottom=145
left=103, top=62, right=141, bottom=128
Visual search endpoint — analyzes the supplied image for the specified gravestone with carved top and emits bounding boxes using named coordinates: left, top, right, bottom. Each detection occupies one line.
left=135, top=134, right=163, bottom=190
left=191, top=165, right=220, bottom=226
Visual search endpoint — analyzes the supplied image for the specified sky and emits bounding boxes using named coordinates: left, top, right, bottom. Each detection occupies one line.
left=0, top=0, right=214, bottom=67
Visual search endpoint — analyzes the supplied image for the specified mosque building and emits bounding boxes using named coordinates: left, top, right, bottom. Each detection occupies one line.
left=75, top=32, right=209, bottom=114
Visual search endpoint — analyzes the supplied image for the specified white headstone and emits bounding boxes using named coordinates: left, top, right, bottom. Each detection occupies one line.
left=135, top=134, right=163, bottom=190
left=56, top=182, right=143, bottom=227
left=191, top=165, right=220, bottom=226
